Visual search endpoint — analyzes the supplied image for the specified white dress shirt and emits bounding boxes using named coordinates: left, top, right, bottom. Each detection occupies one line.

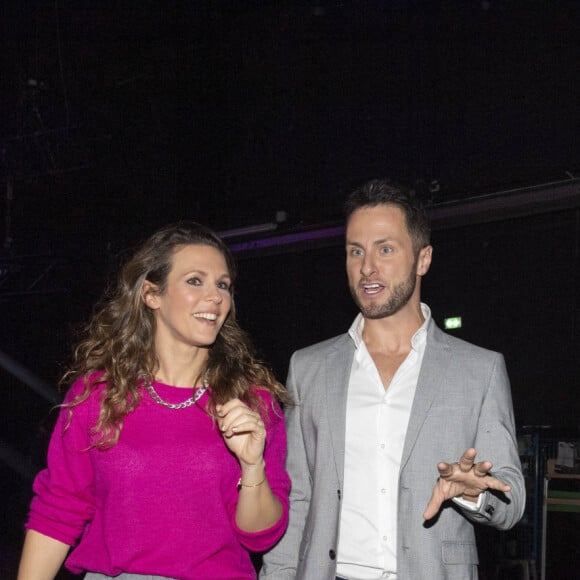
left=336, top=304, right=431, bottom=580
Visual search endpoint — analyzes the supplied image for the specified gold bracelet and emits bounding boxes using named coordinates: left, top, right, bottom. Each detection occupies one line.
left=237, top=476, right=266, bottom=490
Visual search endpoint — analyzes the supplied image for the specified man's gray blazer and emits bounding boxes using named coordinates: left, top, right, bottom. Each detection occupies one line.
left=261, top=320, right=525, bottom=580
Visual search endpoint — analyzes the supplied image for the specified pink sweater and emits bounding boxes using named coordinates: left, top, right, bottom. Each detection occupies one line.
left=26, top=377, right=290, bottom=580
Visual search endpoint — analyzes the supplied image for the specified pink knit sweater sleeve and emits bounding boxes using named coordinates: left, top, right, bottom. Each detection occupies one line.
left=26, top=378, right=98, bottom=545
left=231, top=391, right=290, bottom=552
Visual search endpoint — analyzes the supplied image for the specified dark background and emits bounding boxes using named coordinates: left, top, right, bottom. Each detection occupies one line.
left=1, top=0, right=579, bottom=578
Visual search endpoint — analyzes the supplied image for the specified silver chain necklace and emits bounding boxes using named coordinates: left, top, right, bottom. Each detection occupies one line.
left=144, top=375, right=208, bottom=410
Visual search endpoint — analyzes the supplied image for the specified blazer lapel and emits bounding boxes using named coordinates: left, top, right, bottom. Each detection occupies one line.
left=324, top=334, right=354, bottom=487
left=401, top=322, right=451, bottom=470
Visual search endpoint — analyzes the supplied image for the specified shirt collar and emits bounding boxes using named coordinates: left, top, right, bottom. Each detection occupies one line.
left=348, top=303, right=432, bottom=350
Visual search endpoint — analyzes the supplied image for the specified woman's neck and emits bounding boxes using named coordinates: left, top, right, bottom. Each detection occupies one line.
left=153, top=345, right=209, bottom=388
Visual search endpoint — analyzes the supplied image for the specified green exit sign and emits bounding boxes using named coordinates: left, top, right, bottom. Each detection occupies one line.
left=444, top=316, right=462, bottom=330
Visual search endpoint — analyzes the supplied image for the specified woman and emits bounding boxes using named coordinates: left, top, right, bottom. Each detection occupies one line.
left=18, top=222, right=290, bottom=580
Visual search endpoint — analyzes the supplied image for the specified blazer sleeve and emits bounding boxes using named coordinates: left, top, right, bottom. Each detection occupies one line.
left=458, top=353, right=526, bottom=530
left=260, top=353, right=310, bottom=579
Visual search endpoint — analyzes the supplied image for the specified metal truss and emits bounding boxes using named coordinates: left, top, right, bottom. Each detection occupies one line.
left=0, top=254, right=67, bottom=301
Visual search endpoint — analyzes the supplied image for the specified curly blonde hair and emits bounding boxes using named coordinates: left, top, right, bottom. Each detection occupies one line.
left=63, top=221, right=289, bottom=447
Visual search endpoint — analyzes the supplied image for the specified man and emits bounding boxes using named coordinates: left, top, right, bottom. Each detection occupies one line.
left=260, top=179, right=525, bottom=580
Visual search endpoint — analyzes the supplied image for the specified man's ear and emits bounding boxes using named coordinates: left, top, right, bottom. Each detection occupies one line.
left=417, top=245, right=433, bottom=277
left=141, top=280, right=160, bottom=310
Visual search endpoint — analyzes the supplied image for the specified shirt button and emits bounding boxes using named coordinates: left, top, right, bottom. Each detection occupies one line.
left=380, top=443, right=385, bottom=449
left=329, top=549, right=336, bottom=560
left=381, top=488, right=387, bottom=494
left=382, top=535, right=388, bottom=542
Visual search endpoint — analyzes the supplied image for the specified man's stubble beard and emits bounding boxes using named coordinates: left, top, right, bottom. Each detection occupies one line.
left=350, top=261, right=418, bottom=320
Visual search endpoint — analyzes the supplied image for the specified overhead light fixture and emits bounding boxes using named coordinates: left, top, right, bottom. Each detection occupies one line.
left=218, top=222, right=278, bottom=239
left=217, top=211, right=288, bottom=240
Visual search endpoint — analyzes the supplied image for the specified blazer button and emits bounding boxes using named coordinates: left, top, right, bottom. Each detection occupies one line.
left=329, top=549, right=336, bottom=560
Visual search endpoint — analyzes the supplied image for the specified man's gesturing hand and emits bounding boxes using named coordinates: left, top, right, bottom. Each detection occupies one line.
left=423, top=448, right=512, bottom=520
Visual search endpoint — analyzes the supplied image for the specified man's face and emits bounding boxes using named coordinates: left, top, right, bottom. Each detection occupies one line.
left=346, top=205, right=431, bottom=319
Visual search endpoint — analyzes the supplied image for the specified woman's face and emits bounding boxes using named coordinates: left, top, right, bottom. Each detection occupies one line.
left=147, top=244, right=233, bottom=351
